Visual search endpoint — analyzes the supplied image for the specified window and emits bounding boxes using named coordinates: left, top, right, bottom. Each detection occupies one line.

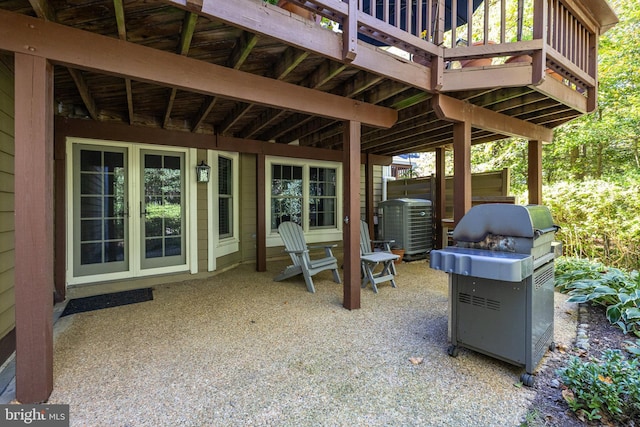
left=208, top=150, right=239, bottom=269
left=309, top=167, right=336, bottom=228
left=266, top=157, right=342, bottom=246
left=271, top=164, right=303, bottom=230
left=218, top=156, right=233, bottom=239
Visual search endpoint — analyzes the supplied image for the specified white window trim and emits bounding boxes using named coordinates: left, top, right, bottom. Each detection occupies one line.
left=265, top=156, right=343, bottom=247
left=208, top=149, right=240, bottom=272
left=65, top=137, right=195, bottom=286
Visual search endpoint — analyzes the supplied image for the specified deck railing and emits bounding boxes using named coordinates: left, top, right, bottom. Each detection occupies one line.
left=545, top=0, right=594, bottom=85
left=286, top=0, right=599, bottom=95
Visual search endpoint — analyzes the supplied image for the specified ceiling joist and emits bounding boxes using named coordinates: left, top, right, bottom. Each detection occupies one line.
left=0, top=10, right=397, bottom=128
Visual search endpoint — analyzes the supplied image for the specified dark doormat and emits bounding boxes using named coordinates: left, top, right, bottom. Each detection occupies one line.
left=61, top=288, right=153, bottom=317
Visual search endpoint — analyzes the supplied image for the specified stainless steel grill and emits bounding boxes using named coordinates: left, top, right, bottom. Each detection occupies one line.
left=430, top=204, right=560, bottom=387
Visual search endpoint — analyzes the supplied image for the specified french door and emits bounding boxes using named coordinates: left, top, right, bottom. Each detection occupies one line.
left=72, top=143, right=186, bottom=280
left=73, top=145, right=128, bottom=277
left=140, top=150, right=185, bottom=269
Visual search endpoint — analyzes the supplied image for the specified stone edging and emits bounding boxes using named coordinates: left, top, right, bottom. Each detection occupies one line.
left=575, top=304, right=590, bottom=351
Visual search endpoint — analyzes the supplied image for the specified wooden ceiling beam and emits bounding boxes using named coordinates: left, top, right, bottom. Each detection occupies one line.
left=113, top=0, right=126, bottom=39
left=498, top=97, right=560, bottom=118
left=261, top=114, right=315, bottom=141
left=219, top=103, right=253, bottom=135
left=461, top=87, right=533, bottom=110
left=365, top=81, right=410, bottom=105
left=284, top=118, right=336, bottom=145
left=301, top=60, right=346, bottom=90
left=201, top=31, right=260, bottom=133
left=290, top=70, right=383, bottom=144
left=66, top=69, right=98, bottom=120
left=163, top=89, right=179, bottom=128
left=441, top=66, right=533, bottom=92
left=384, top=130, right=499, bottom=156
left=0, top=10, right=397, bottom=128
left=380, top=126, right=497, bottom=156
left=125, top=78, right=134, bottom=125
left=237, top=109, right=288, bottom=139
left=529, top=77, right=589, bottom=114
left=229, top=32, right=259, bottom=69
left=164, top=11, right=199, bottom=128
left=361, top=114, right=447, bottom=151
left=166, top=0, right=432, bottom=91
left=179, top=12, right=199, bottom=54
left=303, top=95, right=434, bottom=148
left=465, top=91, right=547, bottom=118
left=234, top=48, right=307, bottom=138
left=271, top=47, right=309, bottom=80
left=28, top=0, right=55, bottom=21
left=113, top=0, right=134, bottom=125
left=28, top=1, right=100, bottom=122
left=434, top=94, right=554, bottom=142
left=339, top=71, right=383, bottom=98
left=192, top=96, right=217, bottom=132
left=387, top=91, right=431, bottom=110
left=518, top=106, right=577, bottom=126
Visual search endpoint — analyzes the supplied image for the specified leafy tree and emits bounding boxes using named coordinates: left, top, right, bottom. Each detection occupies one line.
left=463, top=0, right=639, bottom=185
left=544, top=0, right=640, bottom=182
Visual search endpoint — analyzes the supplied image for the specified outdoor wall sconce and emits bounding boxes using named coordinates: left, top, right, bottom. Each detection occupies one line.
left=196, top=160, right=211, bottom=183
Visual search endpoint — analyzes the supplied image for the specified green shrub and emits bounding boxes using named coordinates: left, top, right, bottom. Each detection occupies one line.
left=544, top=178, right=640, bottom=270
left=555, top=257, right=640, bottom=337
left=558, top=350, right=640, bottom=424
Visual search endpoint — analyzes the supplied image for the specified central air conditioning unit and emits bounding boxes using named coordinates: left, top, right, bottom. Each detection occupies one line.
left=379, top=198, right=433, bottom=260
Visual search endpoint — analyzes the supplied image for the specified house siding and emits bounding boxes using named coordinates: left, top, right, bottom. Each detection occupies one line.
left=360, top=164, right=383, bottom=219
left=238, top=153, right=257, bottom=263
left=0, top=57, right=15, bottom=354
left=196, top=149, right=208, bottom=272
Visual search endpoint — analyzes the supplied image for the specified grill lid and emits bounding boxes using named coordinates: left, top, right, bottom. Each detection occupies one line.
left=452, top=204, right=558, bottom=243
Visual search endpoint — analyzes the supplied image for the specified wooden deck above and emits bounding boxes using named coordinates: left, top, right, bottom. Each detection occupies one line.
left=0, top=0, right=617, bottom=155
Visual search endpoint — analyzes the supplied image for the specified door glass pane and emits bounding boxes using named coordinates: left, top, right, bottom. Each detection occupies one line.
left=75, top=147, right=128, bottom=277
left=104, top=241, right=125, bottom=262
left=145, top=238, right=163, bottom=259
left=80, top=219, right=102, bottom=241
left=142, top=152, right=185, bottom=268
left=80, top=150, right=102, bottom=172
left=81, top=243, right=103, bottom=265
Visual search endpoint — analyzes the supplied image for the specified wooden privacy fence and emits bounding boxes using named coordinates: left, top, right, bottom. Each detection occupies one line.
left=386, top=168, right=515, bottom=247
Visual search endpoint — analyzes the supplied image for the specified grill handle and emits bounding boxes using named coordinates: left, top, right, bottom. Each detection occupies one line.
left=534, top=225, right=560, bottom=237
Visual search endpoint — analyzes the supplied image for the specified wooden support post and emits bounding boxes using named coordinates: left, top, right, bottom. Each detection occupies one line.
left=434, top=147, right=446, bottom=249
left=256, top=153, right=267, bottom=272
left=365, top=154, right=374, bottom=239
left=343, top=121, right=361, bottom=310
left=343, top=0, right=357, bottom=61
left=532, top=0, right=548, bottom=85
left=453, top=122, right=472, bottom=223
left=587, top=32, right=599, bottom=113
left=14, top=53, right=54, bottom=403
left=528, top=140, right=543, bottom=205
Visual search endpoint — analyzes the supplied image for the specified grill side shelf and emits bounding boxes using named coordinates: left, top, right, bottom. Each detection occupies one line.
left=430, top=248, right=533, bottom=282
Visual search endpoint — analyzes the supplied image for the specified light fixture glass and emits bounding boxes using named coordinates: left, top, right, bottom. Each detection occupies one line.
left=196, top=160, right=211, bottom=183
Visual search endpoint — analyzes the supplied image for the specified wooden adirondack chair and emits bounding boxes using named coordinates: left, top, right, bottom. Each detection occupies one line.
left=360, top=220, right=399, bottom=293
left=274, top=222, right=341, bottom=293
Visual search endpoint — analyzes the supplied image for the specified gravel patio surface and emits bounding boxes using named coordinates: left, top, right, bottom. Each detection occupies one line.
left=46, top=259, right=578, bottom=426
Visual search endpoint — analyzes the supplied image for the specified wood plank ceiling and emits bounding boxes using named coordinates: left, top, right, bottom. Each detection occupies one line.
left=0, top=0, right=584, bottom=155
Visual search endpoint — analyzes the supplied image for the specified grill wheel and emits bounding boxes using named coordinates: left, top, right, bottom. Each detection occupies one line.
left=520, top=373, right=535, bottom=387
